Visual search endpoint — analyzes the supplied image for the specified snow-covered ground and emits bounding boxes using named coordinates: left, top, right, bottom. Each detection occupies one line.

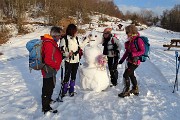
left=0, top=22, right=180, bottom=120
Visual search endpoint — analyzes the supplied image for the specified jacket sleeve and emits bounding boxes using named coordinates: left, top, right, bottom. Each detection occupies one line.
left=120, top=50, right=128, bottom=63
left=43, top=42, right=58, bottom=69
left=132, top=38, right=145, bottom=57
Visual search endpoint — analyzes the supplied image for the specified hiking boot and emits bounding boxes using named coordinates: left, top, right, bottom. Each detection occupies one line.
left=118, top=91, right=130, bottom=98
left=118, top=86, right=130, bottom=98
left=130, top=86, right=139, bottom=96
left=69, top=80, right=75, bottom=94
left=62, top=82, right=69, bottom=97
left=61, top=92, right=68, bottom=98
left=42, top=107, right=58, bottom=114
left=69, top=92, right=75, bottom=97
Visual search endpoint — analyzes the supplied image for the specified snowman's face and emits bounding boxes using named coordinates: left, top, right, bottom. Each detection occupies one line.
left=88, top=31, right=102, bottom=46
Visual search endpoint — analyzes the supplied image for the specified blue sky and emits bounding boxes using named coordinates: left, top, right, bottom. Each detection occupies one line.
left=114, top=0, right=180, bottom=16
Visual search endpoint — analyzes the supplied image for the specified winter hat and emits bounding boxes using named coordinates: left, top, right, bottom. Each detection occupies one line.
left=103, top=28, right=112, bottom=34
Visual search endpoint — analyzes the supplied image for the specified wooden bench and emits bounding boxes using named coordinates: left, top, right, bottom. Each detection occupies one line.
left=163, top=39, right=180, bottom=50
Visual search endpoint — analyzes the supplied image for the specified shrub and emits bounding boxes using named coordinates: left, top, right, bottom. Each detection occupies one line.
left=0, top=27, right=10, bottom=45
left=78, top=28, right=86, bottom=34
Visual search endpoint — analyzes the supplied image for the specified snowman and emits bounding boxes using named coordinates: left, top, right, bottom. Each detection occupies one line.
left=79, top=30, right=110, bottom=92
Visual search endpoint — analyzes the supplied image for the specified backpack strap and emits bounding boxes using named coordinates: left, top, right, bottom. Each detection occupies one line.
left=42, top=40, right=56, bottom=72
left=134, top=37, right=140, bottom=51
left=63, top=36, right=69, bottom=52
left=76, top=36, right=81, bottom=51
left=76, top=36, right=79, bottom=45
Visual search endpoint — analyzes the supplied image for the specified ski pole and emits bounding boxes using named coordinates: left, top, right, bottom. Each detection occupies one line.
left=57, top=56, right=72, bottom=102
left=56, top=64, right=64, bottom=102
left=173, top=51, right=179, bottom=93
left=173, top=60, right=180, bottom=93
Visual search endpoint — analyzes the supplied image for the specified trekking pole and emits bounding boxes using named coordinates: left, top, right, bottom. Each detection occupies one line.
left=173, top=51, right=180, bottom=93
left=56, top=63, right=64, bottom=102
left=56, top=56, right=72, bottom=102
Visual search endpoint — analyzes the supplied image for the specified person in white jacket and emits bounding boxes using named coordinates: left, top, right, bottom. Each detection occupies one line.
left=59, top=24, right=89, bottom=97
left=102, top=28, right=122, bottom=87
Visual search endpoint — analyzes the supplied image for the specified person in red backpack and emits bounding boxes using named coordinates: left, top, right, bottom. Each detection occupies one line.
left=118, top=24, right=145, bottom=98
left=102, top=28, right=122, bottom=87
left=41, top=26, right=62, bottom=113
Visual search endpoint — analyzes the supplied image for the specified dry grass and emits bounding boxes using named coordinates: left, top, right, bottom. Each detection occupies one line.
left=0, top=27, right=10, bottom=45
left=99, top=17, right=109, bottom=22
left=58, top=18, right=76, bottom=31
left=78, top=29, right=86, bottom=34
left=17, top=25, right=33, bottom=35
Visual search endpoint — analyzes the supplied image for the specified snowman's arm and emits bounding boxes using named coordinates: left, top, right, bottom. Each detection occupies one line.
left=79, top=37, right=90, bottom=49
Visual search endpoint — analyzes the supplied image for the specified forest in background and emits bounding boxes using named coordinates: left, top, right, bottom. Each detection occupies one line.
left=0, top=0, right=179, bottom=44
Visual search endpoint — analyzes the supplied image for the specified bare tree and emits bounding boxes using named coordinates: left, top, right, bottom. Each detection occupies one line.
left=161, top=4, right=180, bottom=32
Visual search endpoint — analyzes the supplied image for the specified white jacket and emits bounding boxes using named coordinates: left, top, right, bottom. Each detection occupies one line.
left=60, top=35, right=89, bottom=63
left=106, top=37, right=122, bottom=57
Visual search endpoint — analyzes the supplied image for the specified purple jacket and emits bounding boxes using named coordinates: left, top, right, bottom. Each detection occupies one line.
left=120, top=33, right=145, bottom=65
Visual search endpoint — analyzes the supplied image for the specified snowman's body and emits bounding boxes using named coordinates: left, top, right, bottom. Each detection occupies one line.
left=79, top=31, right=110, bottom=92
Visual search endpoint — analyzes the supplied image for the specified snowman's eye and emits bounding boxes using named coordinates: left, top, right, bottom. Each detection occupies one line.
left=95, top=35, right=97, bottom=37
left=89, top=34, right=92, bottom=37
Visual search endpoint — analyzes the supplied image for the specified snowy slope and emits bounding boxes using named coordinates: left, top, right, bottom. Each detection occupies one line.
left=0, top=24, right=180, bottom=120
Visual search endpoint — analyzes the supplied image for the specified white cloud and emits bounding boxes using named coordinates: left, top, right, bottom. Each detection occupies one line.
left=118, top=5, right=141, bottom=14
left=118, top=4, right=172, bottom=16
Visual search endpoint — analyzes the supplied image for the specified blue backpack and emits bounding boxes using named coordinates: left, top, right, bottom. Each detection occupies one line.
left=26, top=39, right=53, bottom=71
left=134, top=36, right=150, bottom=62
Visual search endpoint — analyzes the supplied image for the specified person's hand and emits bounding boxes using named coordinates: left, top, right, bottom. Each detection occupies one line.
left=69, top=51, right=73, bottom=57
left=119, top=60, right=123, bottom=64
left=133, top=57, right=139, bottom=62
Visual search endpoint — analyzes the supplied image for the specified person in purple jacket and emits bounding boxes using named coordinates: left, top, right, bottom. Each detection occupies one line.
left=118, top=24, right=145, bottom=98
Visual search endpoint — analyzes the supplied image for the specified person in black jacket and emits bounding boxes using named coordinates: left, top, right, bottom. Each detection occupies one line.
left=102, top=28, right=122, bottom=87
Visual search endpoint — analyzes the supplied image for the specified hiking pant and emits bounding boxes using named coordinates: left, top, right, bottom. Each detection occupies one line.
left=107, top=56, right=119, bottom=85
left=42, top=77, right=55, bottom=110
left=63, top=61, right=79, bottom=83
left=123, top=62, right=138, bottom=88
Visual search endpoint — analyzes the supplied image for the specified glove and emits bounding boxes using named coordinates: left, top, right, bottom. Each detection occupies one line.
left=133, top=57, right=139, bottom=62
left=119, top=60, right=123, bottom=64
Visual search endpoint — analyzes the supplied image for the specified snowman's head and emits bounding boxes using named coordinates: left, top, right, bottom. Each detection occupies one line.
left=88, top=30, right=102, bottom=47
